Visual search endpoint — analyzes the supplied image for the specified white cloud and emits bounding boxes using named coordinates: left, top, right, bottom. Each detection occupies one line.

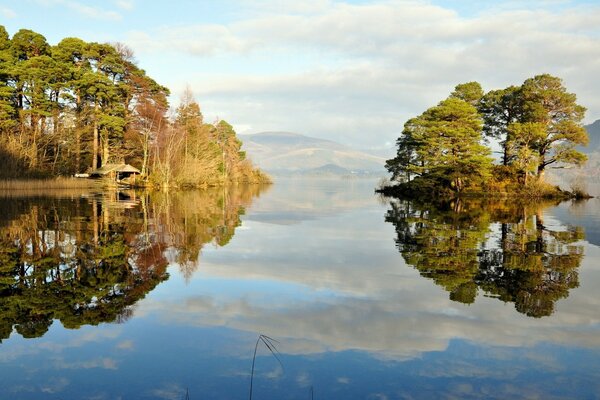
left=66, top=0, right=122, bottom=20
left=126, top=1, right=600, bottom=148
left=0, top=7, right=17, bottom=18
left=34, top=0, right=122, bottom=21
left=114, top=0, right=134, bottom=11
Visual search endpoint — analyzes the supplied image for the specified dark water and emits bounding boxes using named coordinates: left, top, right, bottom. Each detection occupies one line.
left=0, top=179, right=600, bottom=399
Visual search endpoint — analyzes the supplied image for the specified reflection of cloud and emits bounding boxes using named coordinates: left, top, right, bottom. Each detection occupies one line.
left=337, top=377, right=350, bottom=384
left=8, top=385, right=35, bottom=394
left=150, top=383, right=185, bottom=400
left=0, top=327, right=122, bottom=363
left=116, top=340, right=134, bottom=350
left=264, top=365, right=283, bottom=379
left=55, top=357, right=118, bottom=370
left=128, top=179, right=600, bottom=364
left=138, top=242, right=600, bottom=361
left=41, top=377, right=69, bottom=394
left=368, top=393, right=388, bottom=400
left=245, top=179, right=379, bottom=225
left=295, top=371, right=311, bottom=388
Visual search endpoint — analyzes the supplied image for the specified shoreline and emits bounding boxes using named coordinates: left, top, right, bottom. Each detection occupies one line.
left=376, top=183, right=594, bottom=201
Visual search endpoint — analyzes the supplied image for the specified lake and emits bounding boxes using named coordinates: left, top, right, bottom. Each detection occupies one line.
left=1, top=178, right=600, bottom=399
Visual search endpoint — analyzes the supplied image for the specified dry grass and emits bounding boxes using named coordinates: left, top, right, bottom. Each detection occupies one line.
left=519, top=179, right=565, bottom=199
left=0, top=178, right=103, bottom=196
left=569, top=175, right=592, bottom=199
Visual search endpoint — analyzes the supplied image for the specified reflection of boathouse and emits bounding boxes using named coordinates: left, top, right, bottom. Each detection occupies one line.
left=89, top=163, right=140, bottom=184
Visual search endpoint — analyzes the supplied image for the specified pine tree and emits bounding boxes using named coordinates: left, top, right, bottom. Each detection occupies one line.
left=387, top=96, right=492, bottom=192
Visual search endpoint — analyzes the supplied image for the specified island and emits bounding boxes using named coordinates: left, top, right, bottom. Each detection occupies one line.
left=378, top=74, right=591, bottom=200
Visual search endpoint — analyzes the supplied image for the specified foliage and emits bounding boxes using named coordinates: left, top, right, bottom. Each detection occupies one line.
left=0, top=25, right=268, bottom=187
left=386, top=91, right=492, bottom=193
left=150, top=88, right=270, bottom=188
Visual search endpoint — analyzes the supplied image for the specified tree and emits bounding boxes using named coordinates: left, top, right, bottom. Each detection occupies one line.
left=0, top=25, right=266, bottom=185
left=478, top=85, right=523, bottom=166
left=52, top=37, right=91, bottom=173
left=505, top=122, right=545, bottom=184
left=519, top=74, right=588, bottom=180
left=387, top=97, right=492, bottom=192
left=0, top=26, right=15, bottom=134
left=450, top=81, right=484, bottom=106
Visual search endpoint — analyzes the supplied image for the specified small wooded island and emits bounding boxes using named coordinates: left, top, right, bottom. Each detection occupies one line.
left=379, top=74, right=591, bottom=200
left=0, top=26, right=269, bottom=188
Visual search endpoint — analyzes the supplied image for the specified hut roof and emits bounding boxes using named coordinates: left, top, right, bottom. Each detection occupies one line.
left=90, top=163, right=141, bottom=175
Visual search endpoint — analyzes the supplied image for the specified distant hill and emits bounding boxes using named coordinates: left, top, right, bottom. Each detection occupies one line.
left=239, top=132, right=386, bottom=176
left=581, top=120, right=600, bottom=178
left=551, top=120, right=600, bottom=182
left=583, top=120, right=600, bottom=153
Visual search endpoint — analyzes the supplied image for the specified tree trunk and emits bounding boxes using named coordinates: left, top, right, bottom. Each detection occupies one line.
left=75, top=92, right=82, bottom=173
left=141, top=130, right=149, bottom=176
left=75, top=128, right=81, bottom=172
left=53, top=90, right=60, bottom=135
left=537, top=150, right=546, bottom=182
left=537, top=166, right=545, bottom=182
left=92, top=105, right=98, bottom=170
left=30, top=114, right=39, bottom=168
left=102, top=130, right=109, bottom=167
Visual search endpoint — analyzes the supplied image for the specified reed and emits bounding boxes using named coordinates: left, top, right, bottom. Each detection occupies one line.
left=0, top=178, right=102, bottom=191
left=249, top=334, right=283, bottom=400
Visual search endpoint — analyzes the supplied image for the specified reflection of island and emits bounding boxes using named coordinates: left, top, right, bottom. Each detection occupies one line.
left=0, top=185, right=265, bottom=342
left=386, top=199, right=585, bottom=317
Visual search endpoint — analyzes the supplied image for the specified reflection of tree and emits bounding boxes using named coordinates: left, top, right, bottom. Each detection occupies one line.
left=148, top=184, right=267, bottom=281
left=0, top=185, right=266, bottom=341
left=386, top=199, right=585, bottom=317
left=0, top=197, right=169, bottom=342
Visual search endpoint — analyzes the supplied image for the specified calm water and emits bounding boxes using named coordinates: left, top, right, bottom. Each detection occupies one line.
left=1, top=179, right=600, bottom=399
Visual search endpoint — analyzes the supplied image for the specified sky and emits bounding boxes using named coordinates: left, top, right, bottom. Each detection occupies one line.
left=1, top=0, right=599, bottom=153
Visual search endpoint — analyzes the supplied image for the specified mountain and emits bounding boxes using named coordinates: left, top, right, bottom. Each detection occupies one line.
left=581, top=120, right=600, bottom=180
left=583, top=119, right=600, bottom=153
left=239, top=132, right=387, bottom=176
left=550, top=120, right=600, bottom=182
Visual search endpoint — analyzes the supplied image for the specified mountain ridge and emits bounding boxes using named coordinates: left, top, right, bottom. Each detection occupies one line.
left=239, top=131, right=386, bottom=175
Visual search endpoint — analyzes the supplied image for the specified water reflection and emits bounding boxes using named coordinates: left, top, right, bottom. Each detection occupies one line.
left=1, top=180, right=600, bottom=399
left=0, top=185, right=266, bottom=342
left=386, top=198, right=585, bottom=317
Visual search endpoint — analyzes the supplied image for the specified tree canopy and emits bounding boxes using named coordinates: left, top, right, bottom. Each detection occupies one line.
left=387, top=87, right=492, bottom=194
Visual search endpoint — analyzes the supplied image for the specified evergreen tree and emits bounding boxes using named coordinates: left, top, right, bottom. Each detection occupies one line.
left=387, top=96, right=492, bottom=192
left=478, top=85, right=523, bottom=166
left=449, top=81, right=484, bottom=106
left=519, top=74, right=588, bottom=180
